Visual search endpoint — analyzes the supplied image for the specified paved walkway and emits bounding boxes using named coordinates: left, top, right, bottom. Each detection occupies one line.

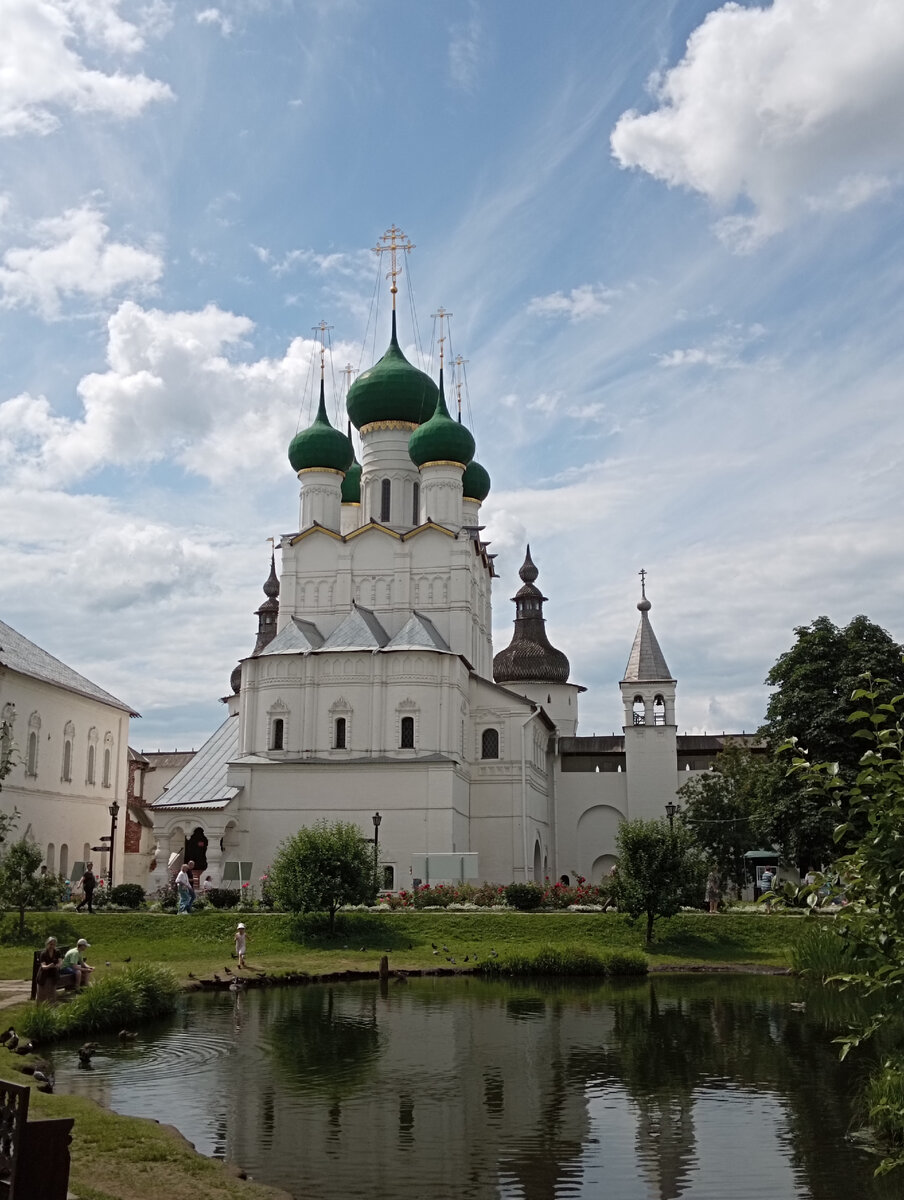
left=0, top=980, right=32, bottom=1009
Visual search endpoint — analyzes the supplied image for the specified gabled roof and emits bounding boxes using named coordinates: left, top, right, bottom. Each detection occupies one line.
left=385, top=611, right=451, bottom=653
left=150, top=715, right=239, bottom=810
left=259, top=617, right=324, bottom=655
left=623, top=611, right=673, bottom=683
left=0, top=618, right=138, bottom=715
left=318, top=604, right=388, bottom=651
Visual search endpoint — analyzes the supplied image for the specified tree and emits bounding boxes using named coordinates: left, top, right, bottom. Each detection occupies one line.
left=679, top=744, right=772, bottom=895
left=762, top=615, right=904, bottom=773
left=758, top=615, right=904, bottom=870
left=269, top=820, right=376, bottom=933
left=0, top=839, right=60, bottom=936
left=0, top=717, right=21, bottom=845
left=614, top=818, right=700, bottom=944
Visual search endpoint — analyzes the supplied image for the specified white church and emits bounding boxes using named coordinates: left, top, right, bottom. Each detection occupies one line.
left=149, top=231, right=752, bottom=892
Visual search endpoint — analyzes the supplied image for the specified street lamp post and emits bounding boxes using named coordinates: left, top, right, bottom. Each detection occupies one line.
left=664, top=801, right=679, bottom=833
left=108, top=800, right=120, bottom=890
left=372, top=812, right=382, bottom=888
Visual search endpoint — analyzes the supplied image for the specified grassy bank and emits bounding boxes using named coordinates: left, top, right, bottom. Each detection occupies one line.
left=2, top=908, right=800, bottom=985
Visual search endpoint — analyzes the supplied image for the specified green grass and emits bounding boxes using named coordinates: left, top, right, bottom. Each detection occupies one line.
left=2, top=908, right=799, bottom=988
left=479, top=944, right=647, bottom=976
left=19, top=964, right=179, bottom=1041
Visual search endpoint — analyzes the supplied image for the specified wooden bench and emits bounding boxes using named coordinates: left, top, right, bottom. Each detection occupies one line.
left=30, top=946, right=76, bottom=1002
left=0, top=1078, right=73, bottom=1198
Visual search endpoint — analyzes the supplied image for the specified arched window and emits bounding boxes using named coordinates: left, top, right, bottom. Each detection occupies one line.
left=400, top=716, right=415, bottom=749
left=632, top=695, right=645, bottom=726
left=481, top=728, right=500, bottom=759
left=86, top=744, right=96, bottom=785
left=380, top=478, right=391, bottom=522
left=62, top=739, right=72, bottom=782
left=59, top=844, right=69, bottom=879
left=46, top=843, right=56, bottom=872
left=412, top=481, right=420, bottom=525
left=653, top=694, right=666, bottom=726
left=334, top=717, right=347, bottom=749
left=102, top=747, right=112, bottom=787
left=271, top=718, right=284, bottom=751
left=26, top=731, right=38, bottom=776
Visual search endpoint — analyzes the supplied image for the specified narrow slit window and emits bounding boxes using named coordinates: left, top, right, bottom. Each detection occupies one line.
left=86, top=744, right=96, bottom=785
left=400, top=716, right=415, bottom=749
left=334, top=717, right=346, bottom=749
left=271, top=718, right=284, bottom=751
left=102, top=747, right=112, bottom=787
left=26, top=731, right=37, bottom=775
left=380, top=478, right=391, bottom=523
left=62, top=739, right=72, bottom=782
left=412, top=481, right=420, bottom=525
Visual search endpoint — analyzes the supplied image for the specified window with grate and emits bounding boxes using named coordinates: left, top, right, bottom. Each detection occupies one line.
left=481, top=728, right=500, bottom=759
left=334, top=717, right=347, bottom=749
left=400, top=716, right=415, bottom=749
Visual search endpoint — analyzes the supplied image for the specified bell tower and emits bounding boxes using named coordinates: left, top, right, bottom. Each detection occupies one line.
left=620, top=572, right=678, bottom=818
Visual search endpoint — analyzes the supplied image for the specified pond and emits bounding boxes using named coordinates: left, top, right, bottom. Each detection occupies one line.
left=48, top=974, right=900, bottom=1199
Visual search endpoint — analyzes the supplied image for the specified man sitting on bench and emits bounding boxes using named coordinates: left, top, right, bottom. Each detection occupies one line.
left=60, top=939, right=94, bottom=990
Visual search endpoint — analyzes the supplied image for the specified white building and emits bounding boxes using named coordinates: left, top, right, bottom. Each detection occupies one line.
left=0, top=619, right=136, bottom=886
left=149, top=291, right=756, bottom=892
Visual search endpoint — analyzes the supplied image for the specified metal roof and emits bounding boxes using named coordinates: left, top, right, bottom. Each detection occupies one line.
left=622, top=611, right=673, bottom=683
left=0, top=618, right=137, bottom=715
left=150, top=714, right=239, bottom=809
left=259, top=617, right=324, bottom=655
left=318, top=605, right=388, bottom=651
left=385, top=611, right=451, bottom=653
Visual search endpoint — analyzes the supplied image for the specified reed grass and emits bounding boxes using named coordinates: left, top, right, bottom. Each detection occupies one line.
left=479, top=944, right=647, bottom=977
left=790, top=921, right=853, bottom=979
left=20, top=963, right=179, bottom=1041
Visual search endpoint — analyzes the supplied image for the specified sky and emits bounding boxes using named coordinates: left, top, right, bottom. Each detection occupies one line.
left=2, top=0, right=904, bottom=750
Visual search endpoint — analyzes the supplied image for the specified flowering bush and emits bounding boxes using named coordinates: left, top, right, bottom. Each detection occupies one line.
left=375, top=878, right=612, bottom=911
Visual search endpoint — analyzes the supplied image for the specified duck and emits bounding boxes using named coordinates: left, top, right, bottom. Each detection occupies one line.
left=6, top=1032, right=19, bottom=1052
left=14, top=1040, right=35, bottom=1056
left=118, top=1030, right=138, bottom=1041
left=0, top=1027, right=15, bottom=1045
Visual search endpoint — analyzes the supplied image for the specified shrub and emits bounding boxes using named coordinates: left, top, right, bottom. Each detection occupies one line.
left=20, top=963, right=179, bottom=1041
left=791, top=922, right=854, bottom=979
left=863, top=1059, right=904, bottom=1163
left=110, top=883, right=145, bottom=909
left=479, top=944, right=648, bottom=977
left=503, top=883, right=545, bottom=911
left=205, top=887, right=240, bottom=909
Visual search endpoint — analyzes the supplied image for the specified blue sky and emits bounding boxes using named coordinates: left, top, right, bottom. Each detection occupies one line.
left=2, top=0, right=904, bottom=749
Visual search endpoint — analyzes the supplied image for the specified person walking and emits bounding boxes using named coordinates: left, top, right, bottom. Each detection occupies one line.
left=234, top=922, right=247, bottom=969
left=706, top=868, right=721, bottom=914
left=76, top=863, right=96, bottom=913
left=175, top=863, right=192, bottom=914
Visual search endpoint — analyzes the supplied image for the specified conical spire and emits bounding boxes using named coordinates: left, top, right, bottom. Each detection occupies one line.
left=622, top=574, right=672, bottom=682
left=493, top=545, right=569, bottom=684
left=231, top=552, right=281, bottom=693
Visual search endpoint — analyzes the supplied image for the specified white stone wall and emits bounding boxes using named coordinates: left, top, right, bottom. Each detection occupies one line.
left=0, top=670, right=130, bottom=884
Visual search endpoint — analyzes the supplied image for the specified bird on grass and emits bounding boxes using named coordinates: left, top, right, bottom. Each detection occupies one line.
left=432, top=950, right=439, bottom=956
left=359, top=947, right=366, bottom=952
left=464, top=956, right=469, bottom=963
left=6, top=1032, right=19, bottom=1052
left=213, top=973, right=222, bottom=983
left=33, top=1068, right=53, bottom=1093
left=123, top=956, right=131, bottom=963
left=188, top=972, right=196, bottom=980
left=0, top=1028, right=14, bottom=1045
left=489, top=949, right=498, bottom=958
left=442, top=945, right=450, bottom=953
left=14, top=1041, right=35, bottom=1056
left=431, top=943, right=437, bottom=950
left=224, top=966, right=233, bottom=975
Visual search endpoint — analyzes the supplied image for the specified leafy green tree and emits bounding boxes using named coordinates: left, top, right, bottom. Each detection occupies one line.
left=269, top=820, right=376, bottom=933
left=763, top=615, right=904, bottom=771
left=679, top=744, right=773, bottom=895
left=614, top=818, right=700, bottom=944
left=0, top=839, right=60, bottom=936
left=786, top=683, right=904, bottom=1172
left=758, top=615, right=904, bottom=870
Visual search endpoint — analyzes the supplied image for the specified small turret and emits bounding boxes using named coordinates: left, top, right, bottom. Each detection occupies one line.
left=230, top=551, right=281, bottom=694
left=493, top=547, right=569, bottom=684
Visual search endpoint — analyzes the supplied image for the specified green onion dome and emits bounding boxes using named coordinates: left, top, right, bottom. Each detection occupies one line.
left=341, top=460, right=361, bottom=503
left=462, top=458, right=491, bottom=502
left=346, top=313, right=439, bottom=430
left=408, top=371, right=475, bottom=469
left=288, top=382, right=354, bottom=475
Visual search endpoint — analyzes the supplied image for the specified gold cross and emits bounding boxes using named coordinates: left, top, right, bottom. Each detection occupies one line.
left=372, top=225, right=414, bottom=309
left=432, top=306, right=452, bottom=369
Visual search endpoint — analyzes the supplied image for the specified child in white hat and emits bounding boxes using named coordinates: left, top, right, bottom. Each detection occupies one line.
left=234, top=922, right=247, bottom=969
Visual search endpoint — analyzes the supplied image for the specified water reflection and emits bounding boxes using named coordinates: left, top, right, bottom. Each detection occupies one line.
left=48, top=976, right=898, bottom=1200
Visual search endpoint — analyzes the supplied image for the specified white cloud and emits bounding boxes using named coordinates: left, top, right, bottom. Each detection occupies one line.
left=1, top=0, right=174, bottom=136
left=253, top=243, right=372, bottom=280
left=448, top=5, right=484, bottom=92
left=0, top=299, right=356, bottom=488
left=0, top=205, right=163, bottom=318
left=657, top=322, right=767, bottom=369
left=611, top=0, right=904, bottom=249
left=527, top=284, right=614, bottom=322
left=196, top=7, right=233, bottom=37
